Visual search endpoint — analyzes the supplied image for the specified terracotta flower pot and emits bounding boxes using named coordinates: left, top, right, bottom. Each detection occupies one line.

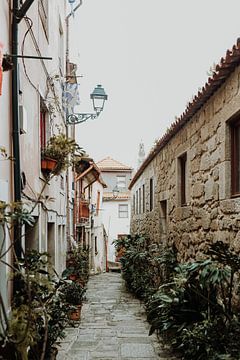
left=69, top=274, right=77, bottom=281
left=69, top=305, right=82, bottom=321
left=41, top=157, right=57, bottom=172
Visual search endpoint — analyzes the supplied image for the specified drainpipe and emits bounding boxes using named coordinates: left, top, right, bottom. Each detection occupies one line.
left=12, top=0, right=36, bottom=282
left=12, top=0, right=22, bottom=261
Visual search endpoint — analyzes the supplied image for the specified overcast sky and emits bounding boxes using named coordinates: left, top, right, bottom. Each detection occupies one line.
left=69, top=0, right=240, bottom=169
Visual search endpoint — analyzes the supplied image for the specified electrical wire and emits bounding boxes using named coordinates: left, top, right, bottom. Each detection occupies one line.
left=21, top=16, right=65, bottom=123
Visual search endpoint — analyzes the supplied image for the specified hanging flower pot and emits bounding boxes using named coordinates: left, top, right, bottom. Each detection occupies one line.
left=41, top=134, right=85, bottom=176
left=41, top=157, right=57, bottom=172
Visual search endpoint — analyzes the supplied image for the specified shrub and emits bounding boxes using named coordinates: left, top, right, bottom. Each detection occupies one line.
left=60, top=281, right=86, bottom=305
left=118, top=236, right=240, bottom=359
left=146, top=241, right=240, bottom=359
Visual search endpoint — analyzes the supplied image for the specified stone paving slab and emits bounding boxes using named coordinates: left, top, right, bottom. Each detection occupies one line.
left=57, top=273, right=176, bottom=360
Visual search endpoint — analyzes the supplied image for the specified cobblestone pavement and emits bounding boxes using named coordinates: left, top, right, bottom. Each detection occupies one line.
left=57, top=273, right=175, bottom=360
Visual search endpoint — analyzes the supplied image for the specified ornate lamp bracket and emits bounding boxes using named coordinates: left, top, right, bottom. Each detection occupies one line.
left=66, top=113, right=98, bottom=125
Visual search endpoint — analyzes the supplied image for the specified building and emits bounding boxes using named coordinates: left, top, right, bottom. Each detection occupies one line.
left=74, top=157, right=107, bottom=273
left=0, top=1, right=71, bottom=311
left=97, top=157, right=133, bottom=262
left=129, top=39, right=240, bottom=262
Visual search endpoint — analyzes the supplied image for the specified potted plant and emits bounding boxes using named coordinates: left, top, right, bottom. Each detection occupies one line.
left=41, top=133, right=84, bottom=175
left=41, top=157, right=57, bottom=172
left=60, top=282, right=86, bottom=321
left=62, top=266, right=78, bottom=281
left=65, top=247, right=90, bottom=286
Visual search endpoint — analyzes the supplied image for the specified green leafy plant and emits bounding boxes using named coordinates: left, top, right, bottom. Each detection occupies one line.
left=0, top=249, right=71, bottom=360
left=114, top=235, right=171, bottom=299
left=145, top=241, right=240, bottom=359
left=41, top=133, right=84, bottom=175
left=60, top=281, right=86, bottom=305
left=65, top=247, right=90, bottom=284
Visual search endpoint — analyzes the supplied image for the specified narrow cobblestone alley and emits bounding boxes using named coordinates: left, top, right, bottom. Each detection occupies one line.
left=57, top=273, right=175, bottom=360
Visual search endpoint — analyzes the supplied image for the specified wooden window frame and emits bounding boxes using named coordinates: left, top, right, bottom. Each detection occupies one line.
left=40, top=109, right=46, bottom=149
left=96, top=191, right=101, bottom=216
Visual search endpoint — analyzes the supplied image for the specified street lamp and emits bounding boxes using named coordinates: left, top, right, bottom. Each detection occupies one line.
left=112, top=185, right=120, bottom=199
left=67, top=84, right=108, bottom=125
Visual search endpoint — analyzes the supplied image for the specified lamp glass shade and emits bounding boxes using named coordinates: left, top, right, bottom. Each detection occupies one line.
left=90, top=84, right=108, bottom=114
left=112, top=186, right=119, bottom=198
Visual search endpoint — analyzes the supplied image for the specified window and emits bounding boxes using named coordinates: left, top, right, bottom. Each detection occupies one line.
left=118, top=204, right=128, bottom=218
left=231, top=119, right=240, bottom=195
left=138, top=188, right=141, bottom=214
left=150, top=178, right=154, bottom=211
left=117, top=175, right=126, bottom=189
left=96, top=191, right=100, bottom=216
left=142, top=184, right=145, bottom=213
left=60, top=175, right=64, bottom=191
left=179, top=152, right=187, bottom=206
left=58, top=18, right=64, bottom=75
left=160, top=200, right=167, bottom=235
left=136, top=190, right=138, bottom=215
left=95, top=236, right=98, bottom=254
left=39, top=0, right=49, bottom=39
left=133, top=194, right=135, bottom=215
left=40, top=109, right=47, bottom=149
left=40, top=100, right=50, bottom=149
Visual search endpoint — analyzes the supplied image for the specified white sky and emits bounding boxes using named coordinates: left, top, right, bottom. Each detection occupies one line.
left=69, top=0, right=240, bottom=169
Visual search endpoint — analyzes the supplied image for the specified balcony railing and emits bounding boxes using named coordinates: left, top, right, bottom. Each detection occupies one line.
left=76, top=200, right=90, bottom=226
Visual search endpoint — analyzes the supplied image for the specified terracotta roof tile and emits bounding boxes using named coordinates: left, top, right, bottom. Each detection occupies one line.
left=97, top=157, right=132, bottom=171
left=129, top=38, right=240, bottom=189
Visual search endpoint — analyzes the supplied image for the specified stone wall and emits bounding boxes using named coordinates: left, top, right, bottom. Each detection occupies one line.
left=131, top=65, right=240, bottom=262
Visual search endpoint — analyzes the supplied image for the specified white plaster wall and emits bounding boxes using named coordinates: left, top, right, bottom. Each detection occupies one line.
left=0, top=0, right=12, bottom=313
left=102, top=200, right=131, bottom=262
left=16, top=1, right=67, bottom=270
left=0, top=1, right=12, bottom=202
left=91, top=180, right=107, bottom=272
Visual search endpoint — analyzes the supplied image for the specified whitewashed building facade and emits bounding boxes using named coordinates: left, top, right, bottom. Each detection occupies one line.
left=97, top=157, right=133, bottom=263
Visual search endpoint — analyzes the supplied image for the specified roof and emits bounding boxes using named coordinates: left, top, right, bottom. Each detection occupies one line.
left=129, top=38, right=240, bottom=190
left=97, top=156, right=132, bottom=172
left=103, top=192, right=131, bottom=201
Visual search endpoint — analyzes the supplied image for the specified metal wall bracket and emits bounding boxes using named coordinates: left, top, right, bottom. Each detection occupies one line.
left=67, top=113, right=99, bottom=125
